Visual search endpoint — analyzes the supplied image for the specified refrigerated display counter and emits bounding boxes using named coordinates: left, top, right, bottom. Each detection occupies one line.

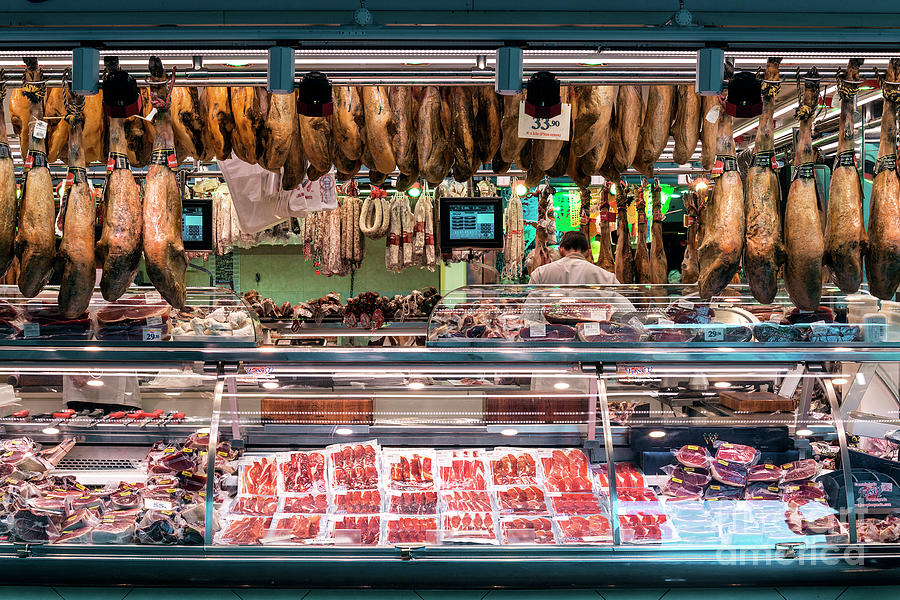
left=0, top=284, right=897, bottom=588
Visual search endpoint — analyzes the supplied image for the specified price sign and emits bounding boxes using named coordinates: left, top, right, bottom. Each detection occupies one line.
left=704, top=326, right=725, bottom=342
left=517, top=102, right=572, bottom=141
left=144, top=498, right=173, bottom=511
left=142, top=328, right=162, bottom=342
left=23, top=323, right=40, bottom=339
left=529, top=323, right=547, bottom=338
left=146, top=316, right=163, bottom=326
left=33, top=120, right=48, bottom=140
left=582, top=322, right=601, bottom=337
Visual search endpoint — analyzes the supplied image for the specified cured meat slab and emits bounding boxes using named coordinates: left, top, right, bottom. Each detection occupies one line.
left=0, top=72, right=16, bottom=278
left=671, top=84, right=701, bottom=164
left=634, top=85, right=675, bottom=176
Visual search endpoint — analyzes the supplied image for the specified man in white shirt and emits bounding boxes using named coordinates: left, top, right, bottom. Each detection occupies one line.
left=529, top=231, right=618, bottom=285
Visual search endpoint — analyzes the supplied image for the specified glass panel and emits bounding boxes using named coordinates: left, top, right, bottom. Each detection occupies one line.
left=0, top=364, right=217, bottom=546
left=212, top=362, right=608, bottom=548
left=602, top=363, right=847, bottom=549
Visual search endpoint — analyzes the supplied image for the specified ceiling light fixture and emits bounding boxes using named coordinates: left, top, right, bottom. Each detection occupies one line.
left=553, top=382, right=571, bottom=390
left=796, top=428, right=814, bottom=437
left=714, top=381, right=732, bottom=389
left=42, top=427, right=60, bottom=435
left=335, top=427, right=353, bottom=436
left=262, top=381, right=280, bottom=390
left=500, top=428, right=518, bottom=436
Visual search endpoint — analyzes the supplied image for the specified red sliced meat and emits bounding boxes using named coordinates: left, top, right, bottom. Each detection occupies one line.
left=714, top=442, right=759, bottom=466
left=674, top=445, right=711, bottom=468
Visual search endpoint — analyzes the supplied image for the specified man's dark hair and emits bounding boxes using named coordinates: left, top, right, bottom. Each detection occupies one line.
left=559, top=231, right=591, bottom=253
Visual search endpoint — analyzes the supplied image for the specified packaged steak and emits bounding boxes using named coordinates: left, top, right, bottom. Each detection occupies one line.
left=645, top=327, right=698, bottom=343
left=744, top=483, right=782, bottom=501
left=229, top=495, right=279, bottom=516
left=555, top=514, right=611, bottom=544
left=489, top=448, right=541, bottom=486
left=703, top=484, right=744, bottom=501
left=268, top=513, right=324, bottom=544
left=713, top=441, right=760, bottom=466
left=808, top=323, right=860, bottom=343
left=747, top=463, right=783, bottom=482
left=383, top=449, right=436, bottom=491
left=575, top=321, right=641, bottom=343
left=216, top=516, right=272, bottom=545
left=440, top=490, right=494, bottom=513
left=436, top=449, right=489, bottom=491
left=277, top=450, right=327, bottom=494
left=441, top=511, right=499, bottom=544
left=539, top=448, right=592, bottom=493
left=332, top=489, right=382, bottom=514
left=784, top=306, right=834, bottom=325
left=326, top=441, right=381, bottom=491
left=780, top=481, right=827, bottom=502
left=710, top=459, right=748, bottom=487
left=387, top=490, right=438, bottom=515
left=661, top=464, right=712, bottom=487
left=325, top=514, right=381, bottom=546
left=618, top=514, right=673, bottom=543
left=239, top=456, right=278, bottom=496
left=753, top=323, right=805, bottom=343
left=23, top=303, right=93, bottom=340
left=135, top=510, right=181, bottom=545
left=659, top=476, right=704, bottom=501
left=494, top=485, right=549, bottom=515
left=548, top=492, right=607, bottom=515
left=53, top=526, right=92, bottom=544
left=666, top=300, right=715, bottom=324
left=384, top=515, right=439, bottom=545
left=12, top=508, right=60, bottom=543
left=95, top=295, right=171, bottom=341
left=92, top=509, right=140, bottom=544
left=673, top=445, right=711, bottom=468
left=780, top=459, right=820, bottom=483
left=616, top=488, right=665, bottom=520
left=500, top=515, right=558, bottom=544
left=518, top=323, right=577, bottom=342
left=593, top=462, right=645, bottom=489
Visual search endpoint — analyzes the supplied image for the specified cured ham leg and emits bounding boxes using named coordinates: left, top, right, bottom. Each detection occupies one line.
left=260, top=89, right=297, bottom=171
left=229, top=87, right=265, bottom=164
left=0, top=72, right=16, bottom=278
left=82, top=92, right=106, bottom=164
left=572, top=85, right=615, bottom=159
left=449, top=86, right=477, bottom=182
left=98, top=60, right=143, bottom=302
left=680, top=188, right=702, bottom=285
left=784, top=69, right=825, bottom=310
left=417, top=86, right=451, bottom=184
left=332, top=86, right=364, bottom=161
left=170, top=86, right=205, bottom=163
left=650, top=181, right=668, bottom=284
left=362, top=86, right=396, bottom=175
left=866, top=58, right=900, bottom=300
left=614, top=185, right=635, bottom=284
left=634, top=86, right=675, bottom=176
left=57, top=85, right=96, bottom=318
left=199, top=86, right=233, bottom=161
left=633, top=187, right=651, bottom=284
left=15, top=58, right=56, bottom=297
left=389, top=86, right=418, bottom=183
left=499, top=92, right=527, bottom=165
left=474, top=86, right=501, bottom=166
left=699, top=95, right=718, bottom=171
left=825, top=59, right=867, bottom=294
left=596, top=184, right=615, bottom=272
left=698, top=95, right=745, bottom=299
left=671, top=85, right=701, bottom=164
left=744, top=58, right=785, bottom=303
left=142, top=57, right=187, bottom=309
left=610, top=85, right=643, bottom=173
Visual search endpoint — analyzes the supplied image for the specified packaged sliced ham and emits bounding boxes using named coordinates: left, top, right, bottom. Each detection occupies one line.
left=230, top=495, right=279, bottom=516
left=267, top=513, right=324, bottom=544
left=780, top=459, right=820, bottom=483
left=747, top=463, right=783, bottom=482
left=500, top=515, right=557, bottom=544
left=592, top=462, right=645, bottom=489
left=439, top=490, right=493, bottom=513
left=277, top=450, right=327, bottom=494
left=659, top=476, right=704, bottom=501
left=703, top=484, right=744, bottom=501
left=539, top=449, right=592, bottom=493
left=384, top=515, right=439, bottom=545
left=332, top=489, right=382, bottom=514
left=326, top=441, right=380, bottom=491
left=556, top=514, right=611, bottom=544
left=217, top=516, right=271, bottom=545
left=780, top=481, right=827, bottom=503
left=495, top=485, right=549, bottom=515
left=744, top=483, right=782, bottom=501
left=713, top=441, right=760, bottom=466
left=383, top=449, right=435, bottom=491
left=661, top=464, right=712, bottom=487
left=548, top=492, right=607, bottom=515
left=280, top=493, right=329, bottom=514
left=436, top=450, right=488, bottom=490
left=325, top=514, right=381, bottom=546
left=386, top=490, right=438, bottom=515
left=441, top=511, right=499, bottom=544
left=239, top=456, right=278, bottom=496
left=489, top=449, right=541, bottom=486
left=618, top=514, right=674, bottom=543
left=710, top=459, right=748, bottom=487
left=673, top=445, right=711, bottom=468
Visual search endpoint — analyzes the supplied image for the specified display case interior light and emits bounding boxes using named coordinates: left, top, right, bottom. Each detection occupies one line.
left=86, top=379, right=104, bottom=387
left=408, top=380, right=426, bottom=390
left=164, top=391, right=182, bottom=396
left=335, top=427, right=354, bottom=436
left=648, top=430, right=667, bottom=438
left=553, top=382, right=571, bottom=390
left=262, top=381, right=280, bottom=390
left=831, top=378, right=849, bottom=385
left=41, top=427, right=61, bottom=435
left=713, top=381, right=732, bottom=389
left=500, top=428, right=518, bottom=437
left=515, top=183, right=528, bottom=196
left=795, top=428, right=815, bottom=437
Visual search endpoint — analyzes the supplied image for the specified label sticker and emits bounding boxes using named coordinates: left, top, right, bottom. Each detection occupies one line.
left=582, top=322, right=601, bottom=337
left=144, top=498, right=173, bottom=511
left=704, top=326, right=725, bottom=342
left=146, top=315, right=163, bottom=326
left=675, top=300, right=695, bottom=310
left=705, top=105, right=721, bottom=123
left=529, top=323, right=547, bottom=338
left=517, top=102, right=572, bottom=141
left=32, top=119, right=48, bottom=140
left=142, top=327, right=162, bottom=342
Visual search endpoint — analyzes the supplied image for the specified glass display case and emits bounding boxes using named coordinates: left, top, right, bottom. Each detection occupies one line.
left=0, top=284, right=896, bottom=587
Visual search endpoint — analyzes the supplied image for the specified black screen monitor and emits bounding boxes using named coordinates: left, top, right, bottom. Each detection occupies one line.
left=182, top=199, right=213, bottom=251
left=438, top=197, right=504, bottom=253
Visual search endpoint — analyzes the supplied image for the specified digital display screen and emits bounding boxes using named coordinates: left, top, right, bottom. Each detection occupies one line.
left=181, top=200, right=213, bottom=251
left=448, top=204, right=496, bottom=241
left=182, top=206, right=205, bottom=242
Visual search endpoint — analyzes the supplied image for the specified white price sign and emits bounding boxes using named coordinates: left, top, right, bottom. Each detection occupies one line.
left=32, top=120, right=48, bottom=140
left=529, top=323, right=547, bottom=338
left=704, top=326, right=725, bottom=342
left=582, top=322, right=601, bottom=337
left=517, top=102, right=572, bottom=141
left=142, top=327, right=162, bottom=342
left=23, top=323, right=40, bottom=338
left=146, top=315, right=163, bottom=326
left=144, top=498, right=173, bottom=511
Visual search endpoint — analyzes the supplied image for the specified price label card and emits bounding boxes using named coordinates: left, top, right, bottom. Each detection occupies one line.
left=146, top=291, right=163, bottom=304
left=657, top=318, right=674, bottom=327
left=144, top=498, right=173, bottom=511
left=582, top=322, right=601, bottom=337
left=675, top=300, right=695, bottom=310
left=146, top=315, right=163, bottom=326
left=529, top=323, right=547, bottom=338
left=704, top=326, right=725, bottom=342
left=23, top=323, right=40, bottom=339
left=628, top=317, right=645, bottom=330
left=142, top=328, right=162, bottom=342
left=517, top=102, right=572, bottom=141
left=33, top=120, right=48, bottom=140
left=589, top=309, right=608, bottom=322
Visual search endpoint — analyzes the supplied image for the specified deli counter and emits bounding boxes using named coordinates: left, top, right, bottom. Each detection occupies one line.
left=0, top=284, right=898, bottom=587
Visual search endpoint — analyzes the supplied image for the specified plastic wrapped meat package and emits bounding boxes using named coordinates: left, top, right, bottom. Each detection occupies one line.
left=548, top=493, right=607, bottom=515
left=135, top=510, right=182, bottom=545
left=384, top=515, right=439, bottom=545
left=489, top=449, right=541, bottom=486
left=13, top=508, right=61, bottom=543
left=239, top=457, right=278, bottom=496
left=714, top=441, right=760, bottom=466
left=327, top=441, right=380, bottom=490
left=500, top=516, right=557, bottom=544
left=280, top=493, right=329, bottom=514
left=92, top=509, right=140, bottom=544
left=325, top=514, right=381, bottom=546
left=441, top=511, right=499, bottom=544
left=664, top=501, right=720, bottom=544
left=387, top=490, right=438, bottom=515
left=556, top=514, right=611, bottom=544
left=440, top=490, right=494, bottom=512
left=436, top=450, right=488, bottom=490
left=332, top=489, right=382, bottom=514
left=539, top=449, right=592, bottom=493
left=592, top=462, right=644, bottom=490
left=658, top=464, right=712, bottom=500
left=383, top=449, right=436, bottom=491
left=673, top=445, right=711, bottom=468
left=747, top=463, right=783, bottom=482
left=703, top=484, right=744, bottom=501
left=217, top=516, right=272, bottom=545
left=495, top=485, right=548, bottom=514
left=267, top=513, right=324, bottom=544
left=230, top=495, right=279, bottom=516
left=786, top=499, right=841, bottom=535
left=780, top=481, right=827, bottom=503
left=744, top=483, right=782, bottom=501
left=277, top=450, right=326, bottom=493
left=780, top=459, right=820, bottom=483
left=710, top=459, right=748, bottom=487
left=618, top=513, right=674, bottom=544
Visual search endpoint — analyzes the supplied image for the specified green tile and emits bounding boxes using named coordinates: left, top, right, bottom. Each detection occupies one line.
left=53, top=589, right=131, bottom=600
left=776, top=587, right=847, bottom=600
left=304, top=592, right=419, bottom=600
left=0, top=588, right=63, bottom=600
left=124, top=589, right=238, bottom=600
left=839, top=587, right=900, bottom=600
left=597, top=590, right=669, bottom=600
left=483, top=591, right=600, bottom=600
left=416, top=593, right=488, bottom=600
left=664, top=590, right=784, bottom=600
left=232, top=591, right=308, bottom=600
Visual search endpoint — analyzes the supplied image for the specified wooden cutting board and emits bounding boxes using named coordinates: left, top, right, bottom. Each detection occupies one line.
left=719, top=390, right=796, bottom=413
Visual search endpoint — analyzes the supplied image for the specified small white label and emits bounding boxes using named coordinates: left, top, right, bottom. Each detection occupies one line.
left=529, top=323, right=547, bottom=338
left=143, top=107, right=158, bottom=122
left=146, top=291, right=163, bottom=304
left=517, top=102, right=572, bottom=141
left=590, top=309, right=607, bottom=322
left=142, top=327, right=162, bottom=342
left=23, top=323, right=40, bottom=338
left=676, top=300, right=695, bottom=310
left=657, top=318, right=674, bottom=327
left=628, top=317, right=644, bottom=330
left=32, top=120, right=48, bottom=140
left=704, top=326, right=725, bottom=342
left=865, top=322, right=887, bottom=343
left=144, top=498, right=173, bottom=511
left=582, top=322, right=602, bottom=337
left=769, top=312, right=783, bottom=323
left=705, top=105, right=721, bottom=124
left=146, top=315, right=163, bottom=326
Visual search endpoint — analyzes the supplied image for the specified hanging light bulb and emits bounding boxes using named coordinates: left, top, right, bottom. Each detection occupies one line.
left=515, top=183, right=528, bottom=196
left=406, top=182, right=422, bottom=198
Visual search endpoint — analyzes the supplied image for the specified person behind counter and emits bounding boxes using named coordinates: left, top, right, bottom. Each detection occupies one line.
left=528, top=231, right=618, bottom=285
